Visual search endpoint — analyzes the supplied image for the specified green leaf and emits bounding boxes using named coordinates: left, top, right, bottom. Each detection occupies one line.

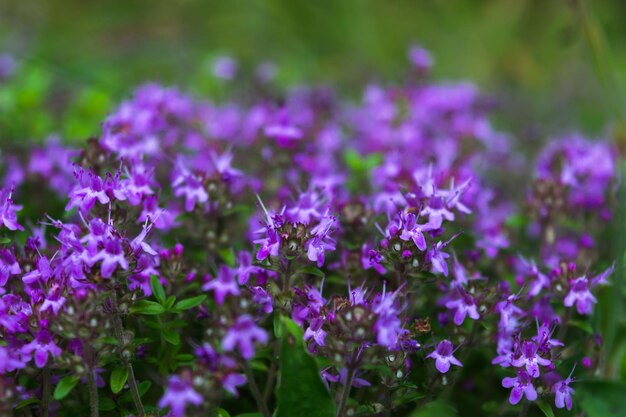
left=578, top=380, right=626, bottom=417
left=219, top=247, right=236, bottom=267
left=173, top=295, right=207, bottom=311
left=0, top=237, right=11, bottom=245
left=410, top=402, right=457, bottom=417
left=235, top=413, right=263, bottom=417
left=164, top=295, right=177, bottom=311
left=217, top=408, right=232, bottom=417
left=110, top=367, right=129, bottom=394
left=15, top=398, right=39, bottom=409
left=536, top=401, right=555, bottom=417
left=53, top=375, right=80, bottom=400
left=98, top=397, right=116, bottom=411
left=163, top=328, right=181, bottom=345
left=150, top=275, right=166, bottom=304
left=273, top=314, right=283, bottom=338
left=275, top=317, right=335, bottom=417
left=295, top=266, right=325, bottom=278
left=130, top=300, right=165, bottom=315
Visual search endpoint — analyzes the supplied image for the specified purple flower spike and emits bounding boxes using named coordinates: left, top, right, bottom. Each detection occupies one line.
left=502, top=370, right=537, bottom=405
left=427, top=340, right=462, bottom=373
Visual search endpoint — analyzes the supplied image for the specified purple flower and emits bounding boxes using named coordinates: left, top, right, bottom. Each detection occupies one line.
left=20, top=330, right=62, bottom=368
left=222, top=315, right=268, bottom=359
left=158, top=376, right=203, bottom=417
left=502, top=369, right=537, bottom=405
left=0, top=187, right=23, bottom=231
left=212, top=56, right=238, bottom=80
left=564, top=277, right=596, bottom=315
left=93, top=238, right=128, bottom=278
left=203, top=265, right=240, bottom=304
left=222, top=372, right=247, bottom=396
left=552, top=375, right=575, bottom=410
left=0, top=248, right=21, bottom=287
left=445, top=291, right=480, bottom=326
left=0, top=345, right=27, bottom=373
left=427, top=340, right=462, bottom=373
left=426, top=240, right=452, bottom=276
left=399, top=212, right=435, bottom=251
left=511, top=341, right=550, bottom=378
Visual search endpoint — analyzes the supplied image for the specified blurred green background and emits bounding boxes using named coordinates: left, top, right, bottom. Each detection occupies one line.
left=1, top=0, right=625, bottom=142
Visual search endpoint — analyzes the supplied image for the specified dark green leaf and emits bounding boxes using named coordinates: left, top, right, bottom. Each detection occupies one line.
left=53, top=375, right=80, bottom=400
left=150, top=275, right=166, bottom=304
left=219, top=247, right=236, bottom=267
left=130, top=300, right=165, bottom=315
left=295, top=266, right=325, bottom=278
left=578, top=380, right=626, bottom=417
left=536, top=401, right=555, bottom=417
left=275, top=317, right=335, bottom=417
left=217, top=408, right=232, bottom=417
left=410, top=401, right=457, bottom=417
left=15, top=398, right=39, bottom=409
left=164, top=295, right=177, bottom=311
left=163, top=328, right=181, bottom=345
left=173, top=295, right=207, bottom=311
left=98, top=397, right=116, bottom=411
left=110, top=367, right=129, bottom=394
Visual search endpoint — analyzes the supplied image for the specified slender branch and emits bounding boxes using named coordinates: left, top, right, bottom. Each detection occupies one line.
left=244, top=363, right=272, bottom=417
left=110, top=289, right=145, bottom=417
left=86, top=368, right=99, bottom=417
left=518, top=399, right=530, bottom=417
left=263, top=339, right=280, bottom=402
left=41, top=366, right=51, bottom=417
left=335, top=366, right=356, bottom=417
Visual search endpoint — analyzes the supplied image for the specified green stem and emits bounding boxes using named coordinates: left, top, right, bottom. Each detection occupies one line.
left=41, top=366, right=51, bottom=417
left=110, top=289, right=145, bottom=417
left=335, top=366, right=356, bottom=417
left=87, top=367, right=99, bottom=417
left=244, top=363, right=272, bottom=417
left=518, top=400, right=529, bottom=417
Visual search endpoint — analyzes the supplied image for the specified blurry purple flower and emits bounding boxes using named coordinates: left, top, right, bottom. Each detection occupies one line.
left=222, top=314, right=268, bottom=359
left=158, top=376, right=203, bottom=417
left=203, top=265, right=240, bottom=305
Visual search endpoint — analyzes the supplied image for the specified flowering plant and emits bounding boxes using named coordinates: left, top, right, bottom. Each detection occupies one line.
left=0, top=49, right=622, bottom=417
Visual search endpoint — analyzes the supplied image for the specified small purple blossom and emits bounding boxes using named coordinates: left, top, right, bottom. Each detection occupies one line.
left=222, top=314, right=268, bottom=359
left=427, top=340, right=462, bottom=373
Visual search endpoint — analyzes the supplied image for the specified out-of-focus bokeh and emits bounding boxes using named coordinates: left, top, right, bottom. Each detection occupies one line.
left=0, top=0, right=625, bottom=140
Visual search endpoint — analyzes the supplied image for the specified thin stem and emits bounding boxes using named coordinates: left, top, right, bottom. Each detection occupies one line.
left=244, top=363, right=272, bottom=417
left=87, top=368, right=99, bottom=417
left=110, top=289, right=145, bottom=417
left=335, top=366, right=356, bottom=417
left=263, top=339, right=280, bottom=402
left=41, top=366, right=51, bottom=417
left=518, top=399, right=530, bottom=417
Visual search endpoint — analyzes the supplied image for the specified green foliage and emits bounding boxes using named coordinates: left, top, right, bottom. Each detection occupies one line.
left=275, top=316, right=335, bottom=417
left=578, top=380, right=626, bottom=417
left=130, top=300, right=165, bottom=315
left=410, top=401, right=457, bottom=417
left=110, top=367, right=129, bottom=394
left=53, top=375, right=80, bottom=400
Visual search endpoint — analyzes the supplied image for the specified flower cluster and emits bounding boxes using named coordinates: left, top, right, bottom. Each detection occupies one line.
left=0, top=48, right=618, bottom=417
